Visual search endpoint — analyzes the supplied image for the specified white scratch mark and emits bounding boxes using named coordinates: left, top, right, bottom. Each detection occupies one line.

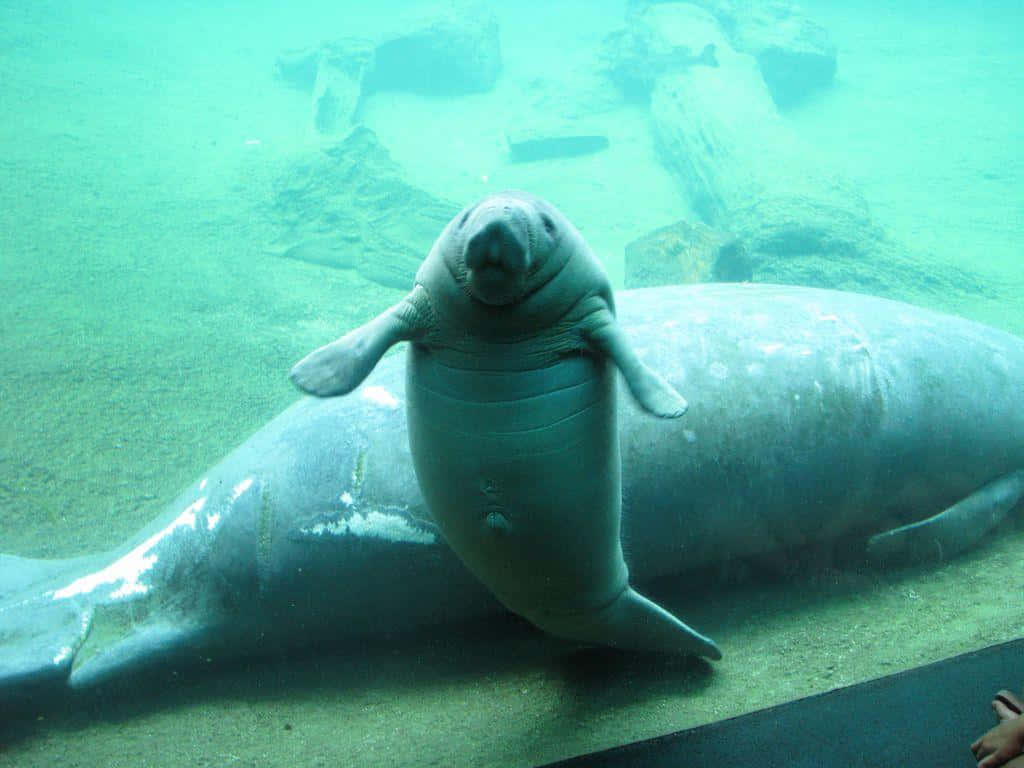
left=362, top=386, right=400, bottom=410
left=206, top=511, right=221, bottom=531
left=301, top=511, right=435, bottom=545
left=53, top=497, right=206, bottom=601
left=231, top=476, right=254, bottom=501
left=760, top=343, right=784, bottom=355
left=340, top=491, right=354, bottom=506
left=53, top=646, right=72, bottom=665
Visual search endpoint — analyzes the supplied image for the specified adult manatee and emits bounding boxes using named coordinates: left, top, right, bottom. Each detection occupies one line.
left=1, top=283, right=1023, bottom=696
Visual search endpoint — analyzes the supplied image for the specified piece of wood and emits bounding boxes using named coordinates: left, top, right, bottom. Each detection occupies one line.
left=507, top=132, right=610, bottom=163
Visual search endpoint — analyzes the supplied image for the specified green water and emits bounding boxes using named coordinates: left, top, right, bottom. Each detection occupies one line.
left=1, top=0, right=1022, bottom=765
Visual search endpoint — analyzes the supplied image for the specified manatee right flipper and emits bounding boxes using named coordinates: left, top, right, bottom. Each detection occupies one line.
left=582, top=305, right=689, bottom=419
left=291, top=285, right=435, bottom=397
left=867, top=469, right=1024, bottom=566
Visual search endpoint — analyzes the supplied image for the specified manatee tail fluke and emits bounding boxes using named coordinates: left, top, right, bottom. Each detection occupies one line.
left=0, top=554, right=95, bottom=698
left=538, top=586, right=722, bottom=661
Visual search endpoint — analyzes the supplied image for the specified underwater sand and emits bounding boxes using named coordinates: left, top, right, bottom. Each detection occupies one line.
left=1, top=0, right=1022, bottom=765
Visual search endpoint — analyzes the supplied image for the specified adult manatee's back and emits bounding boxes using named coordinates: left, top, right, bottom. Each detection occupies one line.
left=615, top=283, right=1024, bottom=574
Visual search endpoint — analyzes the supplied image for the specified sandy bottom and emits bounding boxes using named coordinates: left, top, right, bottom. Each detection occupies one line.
left=1, top=0, right=1022, bottom=765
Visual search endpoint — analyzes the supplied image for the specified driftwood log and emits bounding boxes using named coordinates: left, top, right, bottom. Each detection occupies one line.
left=609, top=3, right=982, bottom=298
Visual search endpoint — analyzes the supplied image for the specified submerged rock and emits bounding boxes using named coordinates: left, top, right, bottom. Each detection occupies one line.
left=361, top=3, right=501, bottom=97
left=275, top=3, right=501, bottom=135
left=734, top=3, right=837, bottom=107
left=624, top=220, right=751, bottom=288
left=622, top=0, right=836, bottom=106
left=267, top=127, right=458, bottom=290
left=602, top=4, right=722, bottom=101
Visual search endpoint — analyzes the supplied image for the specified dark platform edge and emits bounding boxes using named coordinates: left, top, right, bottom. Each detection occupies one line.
left=540, top=638, right=1024, bottom=768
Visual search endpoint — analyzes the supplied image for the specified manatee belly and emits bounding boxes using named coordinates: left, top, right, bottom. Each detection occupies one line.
left=405, top=345, right=628, bottom=615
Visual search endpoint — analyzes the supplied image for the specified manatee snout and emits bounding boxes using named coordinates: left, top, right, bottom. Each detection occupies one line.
left=464, top=215, right=530, bottom=305
left=465, top=219, right=528, bottom=272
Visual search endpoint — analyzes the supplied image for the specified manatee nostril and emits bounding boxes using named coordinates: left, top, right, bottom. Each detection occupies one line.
left=465, top=229, right=492, bottom=270
left=501, top=236, right=526, bottom=272
left=486, top=240, right=502, bottom=265
left=540, top=213, right=556, bottom=236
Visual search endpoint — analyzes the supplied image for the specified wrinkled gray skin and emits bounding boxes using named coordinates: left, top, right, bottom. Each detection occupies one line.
left=292, top=191, right=719, bottom=661
left=3, top=283, right=1024, bottom=696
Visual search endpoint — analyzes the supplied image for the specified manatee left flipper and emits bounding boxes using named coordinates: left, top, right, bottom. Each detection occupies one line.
left=867, top=469, right=1024, bottom=566
left=291, top=285, right=435, bottom=398
left=583, top=307, right=688, bottom=418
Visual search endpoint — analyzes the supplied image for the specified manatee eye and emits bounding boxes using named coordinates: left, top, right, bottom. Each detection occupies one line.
left=458, top=209, right=471, bottom=229
left=540, top=213, right=556, bottom=236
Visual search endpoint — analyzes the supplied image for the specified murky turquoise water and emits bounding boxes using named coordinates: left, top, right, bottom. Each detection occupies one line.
left=1, top=1, right=1022, bottom=765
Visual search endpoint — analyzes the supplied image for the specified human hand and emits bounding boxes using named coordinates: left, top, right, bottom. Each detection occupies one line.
left=972, top=716, right=1024, bottom=768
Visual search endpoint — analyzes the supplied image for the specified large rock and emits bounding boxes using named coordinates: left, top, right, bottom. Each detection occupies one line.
left=266, top=127, right=458, bottom=290
left=622, top=0, right=836, bottom=106
left=601, top=4, right=722, bottom=101
left=624, top=220, right=750, bottom=288
left=362, top=3, right=501, bottom=97
left=275, top=3, right=501, bottom=134
left=730, top=2, right=837, bottom=107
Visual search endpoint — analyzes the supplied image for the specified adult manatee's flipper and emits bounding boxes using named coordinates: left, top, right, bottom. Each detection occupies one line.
left=867, top=469, right=1024, bottom=566
left=0, top=554, right=95, bottom=696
